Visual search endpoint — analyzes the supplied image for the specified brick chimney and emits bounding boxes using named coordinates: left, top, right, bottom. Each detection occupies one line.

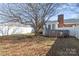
left=58, top=14, right=64, bottom=27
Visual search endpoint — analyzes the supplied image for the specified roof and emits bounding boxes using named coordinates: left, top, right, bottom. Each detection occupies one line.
left=0, top=22, right=31, bottom=27
left=47, top=19, right=79, bottom=24
left=64, top=19, right=79, bottom=24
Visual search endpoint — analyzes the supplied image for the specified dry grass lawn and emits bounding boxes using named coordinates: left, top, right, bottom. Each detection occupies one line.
left=0, top=35, right=56, bottom=56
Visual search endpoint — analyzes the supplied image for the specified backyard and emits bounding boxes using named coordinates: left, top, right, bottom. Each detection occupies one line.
left=0, top=35, right=56, bottom=56
left=0, top=35, right=79, bottom=56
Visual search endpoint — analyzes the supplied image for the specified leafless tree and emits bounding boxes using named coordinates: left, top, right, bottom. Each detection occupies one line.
left=0, top=3, right=61, bottom=35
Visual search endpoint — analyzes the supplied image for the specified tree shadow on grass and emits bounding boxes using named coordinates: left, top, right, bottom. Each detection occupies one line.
left=46, top=36, right=79, bottom=56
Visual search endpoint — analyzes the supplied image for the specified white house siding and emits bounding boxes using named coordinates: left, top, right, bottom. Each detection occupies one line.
left=0, top=25, right=34, bottom=36
left=43, top=22, right=58, bottom=35
left=56, top=26, right=79, bottom=39
left=46, top=22, right=58, bottom=30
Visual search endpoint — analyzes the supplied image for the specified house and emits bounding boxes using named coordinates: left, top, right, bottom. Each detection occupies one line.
left=43, top=14, right=79, bottom=36
left=0, top=21, right=34, bottom=36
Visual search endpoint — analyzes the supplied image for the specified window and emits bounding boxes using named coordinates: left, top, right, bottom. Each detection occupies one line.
left=48, top=24, right=51, bottom=30
left=52, top=24, right=55, bottom=30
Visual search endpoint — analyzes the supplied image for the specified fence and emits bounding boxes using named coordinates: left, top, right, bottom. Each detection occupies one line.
left=57, top=26, right=79, bottom=39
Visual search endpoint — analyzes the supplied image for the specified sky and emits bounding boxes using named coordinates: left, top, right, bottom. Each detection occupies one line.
left=50, top=3, right=79, bottom=21
left=0, top=3, right=79, bottom=22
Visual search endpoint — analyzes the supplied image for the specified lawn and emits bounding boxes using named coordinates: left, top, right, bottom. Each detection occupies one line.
left=0, top=35, right=56, bottom=56
left=0, top=35, right=79, bottom=56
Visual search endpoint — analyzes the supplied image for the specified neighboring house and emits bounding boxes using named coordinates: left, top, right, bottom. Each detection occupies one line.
left=0, top=21, right=34, bottom=36
left=43, top=14, right=79, bottom=36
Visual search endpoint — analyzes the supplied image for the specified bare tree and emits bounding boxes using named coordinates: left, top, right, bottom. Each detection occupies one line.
left=0, top=3, right=61, bottom=36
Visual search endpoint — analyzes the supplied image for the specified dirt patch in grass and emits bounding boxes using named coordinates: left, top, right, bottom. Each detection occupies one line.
left=0, top=35, right=56, bottom=56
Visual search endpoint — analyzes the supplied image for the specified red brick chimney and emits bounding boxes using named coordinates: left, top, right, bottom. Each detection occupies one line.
left=58, top=14, right=64, bottom=27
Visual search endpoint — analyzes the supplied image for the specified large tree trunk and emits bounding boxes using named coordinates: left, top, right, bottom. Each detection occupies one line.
left=34, top=22, right=44, bottom=36
left=34, top=27, right=40, bottom=36
left=35, top=31, right=39, bottom=36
